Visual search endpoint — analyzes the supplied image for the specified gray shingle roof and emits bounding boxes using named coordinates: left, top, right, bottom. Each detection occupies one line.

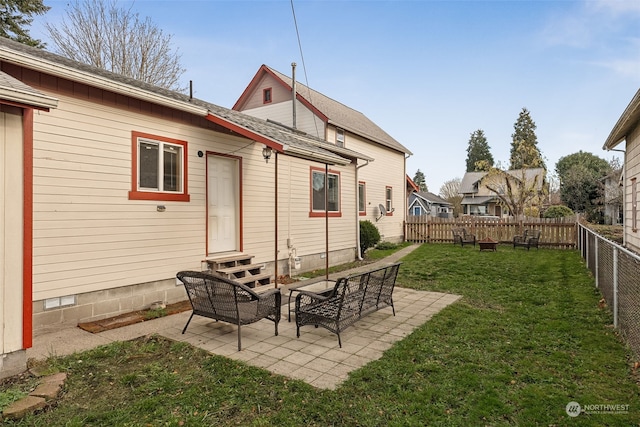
left=0, top=37, right=370, bottom=165
left=0, top=69, right=58, bottom=109
left=267, top=66, right=412, bottom=155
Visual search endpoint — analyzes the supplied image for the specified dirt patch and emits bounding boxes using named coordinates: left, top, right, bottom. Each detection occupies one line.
left=77, top=300, right=192, bottom=333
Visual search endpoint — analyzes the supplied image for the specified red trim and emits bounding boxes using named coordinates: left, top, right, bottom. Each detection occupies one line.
left=205, top=113, right=282, bottom=152
left=263, top=87, right=272, bottom=104
left=385, top=186, right=394, bottom=216
left=359, top=181, right=367, bottom=216
left=0, top=99, right=49, bottom=112
left=406, top=174, right=420, bottom=192
left=205, top=152, right=243, bottom=254
left=23, top=109, right=34, bottom=349
left=129, top=131, right=190, bottom=202
left=309, top=166, right=342, bottom=217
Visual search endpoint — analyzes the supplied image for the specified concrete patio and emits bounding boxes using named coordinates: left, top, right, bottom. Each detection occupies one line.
left=28, top=287, right=460, bottom=390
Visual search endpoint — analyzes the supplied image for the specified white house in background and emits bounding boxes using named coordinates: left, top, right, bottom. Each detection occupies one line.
left=0, top=38, right=373, bottom=377
left=233, top=64, right=412, bottom=243
left=603, top=88, right=640, bottom=254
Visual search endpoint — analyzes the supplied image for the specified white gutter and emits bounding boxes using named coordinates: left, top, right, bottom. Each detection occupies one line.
left=0, top=47, right=206, bottom=116
left=0, top=86, right=58, bottom=109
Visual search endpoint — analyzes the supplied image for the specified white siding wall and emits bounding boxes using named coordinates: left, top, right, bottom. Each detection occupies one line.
left=344, top=131, right=406, bottom=242
left=625, top=125, right=640, bottom=253
left=30, top=93, right=284, bottom=300
left=241, top=100, right=325, bottom=139
left=1, top=110, right=24, bottom=353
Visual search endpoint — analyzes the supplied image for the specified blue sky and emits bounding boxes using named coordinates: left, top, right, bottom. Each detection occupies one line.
left=31, top=0, right=640, bottom=193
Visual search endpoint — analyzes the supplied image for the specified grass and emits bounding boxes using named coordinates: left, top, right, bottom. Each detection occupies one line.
left=2, top=243, right=639, bottom=426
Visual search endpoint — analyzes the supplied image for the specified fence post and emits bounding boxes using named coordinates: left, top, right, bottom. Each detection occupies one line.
left=594, top=238, right=599, bottom=289
left=613, top=246, right=618, bottom=328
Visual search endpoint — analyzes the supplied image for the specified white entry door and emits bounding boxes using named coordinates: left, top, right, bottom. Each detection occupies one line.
left=207, top=154, right=239, bottom=253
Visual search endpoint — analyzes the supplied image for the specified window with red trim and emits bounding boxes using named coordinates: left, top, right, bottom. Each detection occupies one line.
left=129, top=131, right=189, bottom=202
left=385, top=186, right=393, bottom=215
left=263, top=88, right=272, bottom=104
left=310, top=167, right=341, bottom=217
left=358, top=181, right=366, bottom=216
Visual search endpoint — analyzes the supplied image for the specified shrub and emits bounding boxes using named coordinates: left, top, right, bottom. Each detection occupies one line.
left=376, top=241, right=398, bottom=251
left=543, top=205, right=574, bottom=218
left=360, top=220, right=381, bottom=254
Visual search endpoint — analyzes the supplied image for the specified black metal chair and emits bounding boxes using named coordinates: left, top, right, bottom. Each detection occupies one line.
left=513, top=229, right=541, bottom=250
left=176, top=271, right=281, bottom=350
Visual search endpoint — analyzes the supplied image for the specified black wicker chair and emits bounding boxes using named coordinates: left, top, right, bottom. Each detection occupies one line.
left=513, top=229, right=541, bottom=250
left=295, top=262, right=401, bottom=348
left=176, top=271, right=281, bottom=350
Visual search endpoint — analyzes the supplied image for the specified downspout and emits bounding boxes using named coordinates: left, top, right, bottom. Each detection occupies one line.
left=356, top=160, right=370, bottom=260
left=325, top=163, right=329, bottom=281
left=404, top=152, right=412, bottom=242
left=608, top=147, right=626, bottom=246
left=274, top=151, right=279, bottom=288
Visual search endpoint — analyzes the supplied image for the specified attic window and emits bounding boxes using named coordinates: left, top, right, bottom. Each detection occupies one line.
left=263, top=88, right=272, bottom=104
left=336, top=128, right=345, bottom=147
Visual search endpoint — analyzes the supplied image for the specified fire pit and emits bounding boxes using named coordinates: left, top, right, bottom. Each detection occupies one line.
left=479, top=237, right=498, bottom=251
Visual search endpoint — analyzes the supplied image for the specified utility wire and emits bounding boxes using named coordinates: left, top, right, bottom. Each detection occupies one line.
left=290, top=0, right=321, bottom=139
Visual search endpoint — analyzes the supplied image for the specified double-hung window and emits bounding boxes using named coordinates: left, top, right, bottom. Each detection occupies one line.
left=385, top=186, right=393, bottom=215
left=130, top=131, right=189, bottom=201
left=310, top=167, right=341, bottom=217
left=336, top=128, right=345, bottom=147
left=358, top=181, right=366, bottom=216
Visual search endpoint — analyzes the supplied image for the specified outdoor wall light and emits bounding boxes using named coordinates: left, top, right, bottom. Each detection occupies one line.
left=262, top=145, right=273, bottom=163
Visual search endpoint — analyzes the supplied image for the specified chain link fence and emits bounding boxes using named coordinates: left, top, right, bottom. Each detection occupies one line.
left=579, top=223, right=640, bottom=358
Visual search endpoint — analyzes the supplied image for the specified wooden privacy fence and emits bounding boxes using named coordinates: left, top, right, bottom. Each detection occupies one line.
left=405, top=216, right=578, bottom=249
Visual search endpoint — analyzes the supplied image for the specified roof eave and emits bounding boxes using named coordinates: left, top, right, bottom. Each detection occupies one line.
left=0, top=45, right=206, bottom=117
left=603, top=89, right=640, bottom=150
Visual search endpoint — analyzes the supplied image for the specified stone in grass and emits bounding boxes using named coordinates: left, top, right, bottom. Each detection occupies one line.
left=2, top=395, right=46, bottom=420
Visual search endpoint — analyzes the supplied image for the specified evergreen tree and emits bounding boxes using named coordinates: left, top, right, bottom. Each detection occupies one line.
left=413, top=169, right=428, bottom=192
left=0, top=0, right=49, bottom=47
left=509, top=108, right=545, bottom=170
left=465, top=129, right=494, bottom=172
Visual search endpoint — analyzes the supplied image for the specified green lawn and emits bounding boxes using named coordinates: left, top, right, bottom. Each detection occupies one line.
left=3, top=244, right=639, bottom=426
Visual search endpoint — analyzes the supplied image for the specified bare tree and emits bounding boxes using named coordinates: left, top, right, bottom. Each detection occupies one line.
left=439, top=178, right=463, bottom=217
left=45, top=0, right=186, bottom=91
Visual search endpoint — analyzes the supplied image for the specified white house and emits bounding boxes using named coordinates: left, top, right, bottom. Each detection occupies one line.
left=0, top=38, right=374, bottom=377
left=233, top=65, right=412, bottom=244
left=603, top=88, right=640, bottom=253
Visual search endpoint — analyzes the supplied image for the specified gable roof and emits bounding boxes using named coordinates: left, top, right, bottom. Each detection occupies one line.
left=0, top=37, right=371, bottom=166
left=234, top=65, right=412, bottom=155
left=603, top=88, right=640, bottom=150
left=414, top=191, right=452, bottom=206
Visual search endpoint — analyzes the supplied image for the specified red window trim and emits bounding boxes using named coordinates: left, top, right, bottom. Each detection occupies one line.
left=263, top=87, right=272, bottom=104
left=309, top=166, right=342, bottom=218
left=129, top=131, right=190, bottom=202
left=358, top=181, right=366, bottom=216
left=385, top=185, right=394, bottom=216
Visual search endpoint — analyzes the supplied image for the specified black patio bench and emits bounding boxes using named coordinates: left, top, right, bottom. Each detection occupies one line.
left=176, top=271, right=281, bottom=351
left=294, top=262, right=401, bottom=348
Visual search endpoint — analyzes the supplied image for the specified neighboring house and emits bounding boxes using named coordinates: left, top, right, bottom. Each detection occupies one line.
left=603, top=88, right=640, bottom=253
left=233, top=65, right=412, bottom=244
left=602, top=170, right=623, bottom=225
left=460, top=168, right=546, bottom=217
left=408, top=191, right=453, bottom=218
left=0, top=38, right=373, bottom=377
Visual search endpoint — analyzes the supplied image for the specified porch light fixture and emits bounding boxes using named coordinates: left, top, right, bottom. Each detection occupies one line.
left=262, top=145, right=273, bottom=163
